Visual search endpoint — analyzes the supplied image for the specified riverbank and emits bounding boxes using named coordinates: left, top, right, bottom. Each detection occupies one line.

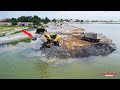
left=0, top=30, right=36, bottom=45
left=69, top=22, right=120, bottom=24
left=0, top=25, right=36, bottom=45
left=0, top=26, right=30, bottom=37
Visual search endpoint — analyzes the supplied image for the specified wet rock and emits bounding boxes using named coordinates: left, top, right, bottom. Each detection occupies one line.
left=73, top=43, right=116, bottom=58
left=40, top=43, right=116, bottom=59
left=40, top=46, right=71, bottom=59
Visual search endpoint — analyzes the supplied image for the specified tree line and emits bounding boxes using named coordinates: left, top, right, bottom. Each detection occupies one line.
left=7, top=15, right=58, bottom=26
left=5, top=16, right=87, bottom=26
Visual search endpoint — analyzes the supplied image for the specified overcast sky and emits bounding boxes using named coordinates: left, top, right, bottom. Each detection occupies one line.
left=0, top=11, right=120, bottom=20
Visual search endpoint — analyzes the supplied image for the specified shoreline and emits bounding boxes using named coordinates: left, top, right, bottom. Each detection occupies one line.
left=0, top=28, right=36, bottom=45
left=69, top=22, right=120, bottom=24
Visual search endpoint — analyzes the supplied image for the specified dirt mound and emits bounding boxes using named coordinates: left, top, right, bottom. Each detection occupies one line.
left=60, top=36, right=91, bottom=50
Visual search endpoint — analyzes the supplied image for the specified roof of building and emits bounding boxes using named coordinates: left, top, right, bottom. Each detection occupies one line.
left=0, top=22, right=11, bottom=24
left=0, top=18, right=11, bottom=22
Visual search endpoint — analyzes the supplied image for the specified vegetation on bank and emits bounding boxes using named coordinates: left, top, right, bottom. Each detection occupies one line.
left=9, top=37, right=32, bottom=45
left=0, top=25, right=30, bottom=35
left=0, top=15, right=74, bottom=34
left=6, top=16, right=52, bottom=26
left=2, top=15, right=74, bottom=27
left=0, top=15, right=53, bottom=34
left=10, top=30, right=22, bottom=35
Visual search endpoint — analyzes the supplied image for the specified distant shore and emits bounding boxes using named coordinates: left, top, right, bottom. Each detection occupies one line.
left=69, top=22, right=120, bottom=24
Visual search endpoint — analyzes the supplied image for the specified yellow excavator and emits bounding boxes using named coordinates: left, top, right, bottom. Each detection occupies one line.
left=40, top=33, right=62, bottom=49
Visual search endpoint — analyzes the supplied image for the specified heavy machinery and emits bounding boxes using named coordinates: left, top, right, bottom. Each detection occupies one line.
left=32, top=26, right=47, bottom=41
left=35, top=27, right=47, bottom=34
left=81, top=32, right=101, bottom=43
left=40, top=33, right=62, bottom=49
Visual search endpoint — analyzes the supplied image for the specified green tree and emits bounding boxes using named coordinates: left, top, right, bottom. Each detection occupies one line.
left=12, top=22, right=17, bottom=25
left=33, top=19, right=40, bottom=25
left=10, top=18, right=17, bottom=25
left=80, top=20, right=84, bottom=22
left=65, top=19, right=69, bottom=22
left=27, top=16, right=33, bottom=22
left=17, top=16, right=33, bottom=22
left=33, top=15, right=41, bottom=21
left=75, top=19, right=80, bottom=22
left=44, top=17, right=50, bottom=24
left=17, top=16, right=26, bottom=22
left=32, top=15, right=41, bottom=25
left=52, top=18, right=56, bottom=23
left=60, top=19, right=63, bottom=22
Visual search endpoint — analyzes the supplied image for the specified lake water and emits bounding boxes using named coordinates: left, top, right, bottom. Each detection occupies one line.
left=0, top=24, right=120, bottom=79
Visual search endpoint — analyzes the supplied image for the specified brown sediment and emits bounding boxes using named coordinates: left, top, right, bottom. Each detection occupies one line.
left=60, top=28, right=90, bottom=50
left=62, top=28, right=85, bottom=35
left=61, top=35, right=91, bottom=51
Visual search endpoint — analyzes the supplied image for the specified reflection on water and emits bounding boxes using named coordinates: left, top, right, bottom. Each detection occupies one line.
left=0, top=24, right=120, bottom=79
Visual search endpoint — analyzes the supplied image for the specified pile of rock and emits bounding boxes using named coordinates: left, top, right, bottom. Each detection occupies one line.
left=41, top=43, right=116, bottom=59
left=40, top=24, right=116, bottom=59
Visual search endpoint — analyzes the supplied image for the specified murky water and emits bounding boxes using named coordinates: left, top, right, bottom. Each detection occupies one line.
left=0, top=24, right=120, bottom=79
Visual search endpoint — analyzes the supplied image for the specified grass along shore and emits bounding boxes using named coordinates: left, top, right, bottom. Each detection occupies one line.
left=0, top=26, right=34, bottom=45
left=0, top=26, right=30, bottom=34
left=7, top=37, right=32, bottom=45
left=0, top=26, right=31, bottom=37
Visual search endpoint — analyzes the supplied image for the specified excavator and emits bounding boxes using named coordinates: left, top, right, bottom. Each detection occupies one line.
left=22, top=25, right=62, bottom=50
left=40, top=33, right=62, bottom=50
left=31, top=24, right=62, bottom=50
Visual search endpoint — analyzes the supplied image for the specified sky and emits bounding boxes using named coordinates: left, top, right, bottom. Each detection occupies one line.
left=0, top=11, right=120, bottom=20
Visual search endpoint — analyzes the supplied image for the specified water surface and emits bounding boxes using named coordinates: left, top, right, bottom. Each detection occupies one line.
left=0, top=24, right=120, bottom=79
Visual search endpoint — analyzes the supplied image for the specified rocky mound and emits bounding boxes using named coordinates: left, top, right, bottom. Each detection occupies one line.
left=40, top=24, right=116, bottom=59
left=40, top=43, right=116, bottom=59
left=40, top=33, right=116, bottom=59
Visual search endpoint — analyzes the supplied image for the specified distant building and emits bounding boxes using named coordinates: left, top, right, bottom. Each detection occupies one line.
left=0, top=18, right=11, bottom=26
left=18, top=22, right=33, bottom=26
left=0, top=22, right=12, bottom=26
left=0, top=18, right=11, bottom=22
